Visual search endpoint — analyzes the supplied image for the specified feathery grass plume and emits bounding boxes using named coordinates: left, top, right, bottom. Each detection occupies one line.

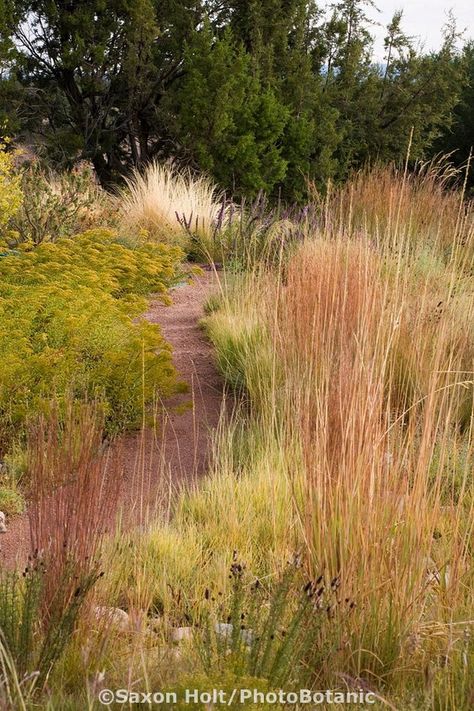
left=119, top=162, right=227, bottom=257
left=120, top=163, right=315, bottom=264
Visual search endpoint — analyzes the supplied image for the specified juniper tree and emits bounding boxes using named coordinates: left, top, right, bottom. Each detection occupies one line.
left=165, top=24, right=289, bottom=198
left=435, top=41, right=474, bottom=188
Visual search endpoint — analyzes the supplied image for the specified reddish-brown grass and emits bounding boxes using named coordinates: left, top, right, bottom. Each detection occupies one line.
left=26, top=403, right=122, bottom=618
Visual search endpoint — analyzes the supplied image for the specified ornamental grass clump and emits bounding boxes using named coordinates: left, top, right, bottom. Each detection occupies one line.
left=321, top=158, right=474, bottom=266
left=119, top=162, right=228, bottom=257
left=278, top=237, right=474, bottom=694
left=0, top=404, right=119, bottom=704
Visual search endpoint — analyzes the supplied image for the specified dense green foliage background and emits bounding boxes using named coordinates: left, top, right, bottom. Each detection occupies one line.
left=0, top=1, right=472, bottom=199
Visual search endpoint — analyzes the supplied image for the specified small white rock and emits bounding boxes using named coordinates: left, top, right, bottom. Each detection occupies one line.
left=170, top=626, right=193, bottom=643
left=240, top=628, right=255, bottom=646
left=215, top=622, right=233, bottom=638
left=0, top=512, right=6, bottom=533
left=215, top=622, right=254, bottom=645
left=94, top=606, right=129, bottom=632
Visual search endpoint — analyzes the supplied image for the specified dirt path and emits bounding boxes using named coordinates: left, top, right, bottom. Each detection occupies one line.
left=0, top=271, right=224, bottom=569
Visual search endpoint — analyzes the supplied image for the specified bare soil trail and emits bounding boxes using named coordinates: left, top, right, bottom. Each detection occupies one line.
left=0, top=271, right=225, bottom=569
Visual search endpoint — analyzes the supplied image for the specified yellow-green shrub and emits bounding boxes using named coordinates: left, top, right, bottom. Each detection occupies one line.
left=0, top=229, right=184, bottom=453
left=0, top=141, right=22, bottom=233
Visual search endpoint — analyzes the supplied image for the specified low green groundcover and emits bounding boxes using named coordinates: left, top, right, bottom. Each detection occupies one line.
left=0, top=228, right=185, bottom=454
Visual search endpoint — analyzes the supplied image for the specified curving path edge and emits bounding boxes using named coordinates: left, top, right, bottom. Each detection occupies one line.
left=0, top=271, right=224, bottom=569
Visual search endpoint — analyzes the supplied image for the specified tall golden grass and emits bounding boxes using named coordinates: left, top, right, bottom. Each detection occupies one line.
left=198, top=165, right=474, bottom=703
left=319, top=157, right=474, bottom=268
left=276, top=237, right=473, bottom=687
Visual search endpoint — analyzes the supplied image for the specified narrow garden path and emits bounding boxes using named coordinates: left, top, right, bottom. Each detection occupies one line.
left=0, top=271, right=224, bottom=569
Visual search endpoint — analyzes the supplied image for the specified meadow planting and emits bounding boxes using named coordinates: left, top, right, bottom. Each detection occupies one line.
left=3, top=0, right=474, bottom=706
left=0, top=145, right=473, bottom=709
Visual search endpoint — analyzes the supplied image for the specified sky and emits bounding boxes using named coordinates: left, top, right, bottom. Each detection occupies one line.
left=328, top=1, right=474, bottom=59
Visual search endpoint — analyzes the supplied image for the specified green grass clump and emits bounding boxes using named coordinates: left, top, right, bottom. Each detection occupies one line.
left=0, top=229, right=185, bottom=453
left=0, top=562, right=102, bottom=707
left=101, top=416, right=297, bottom=625
left=202, top=275, right=278, bottom=406
left=0, top=486, right=25, bottom=516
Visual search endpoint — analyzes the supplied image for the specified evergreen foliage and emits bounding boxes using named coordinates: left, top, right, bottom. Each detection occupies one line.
left=0, top=1, right=468, bottom=198
left=436, top=41, right=474, bottom=188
